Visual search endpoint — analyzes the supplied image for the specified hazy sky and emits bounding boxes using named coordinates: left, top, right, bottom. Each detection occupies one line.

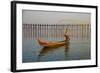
left=22, top=10, right=91, bottom=24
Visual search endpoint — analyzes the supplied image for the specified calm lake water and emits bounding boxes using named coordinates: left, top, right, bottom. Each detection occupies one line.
left=22, top=37, right=91, bottom=63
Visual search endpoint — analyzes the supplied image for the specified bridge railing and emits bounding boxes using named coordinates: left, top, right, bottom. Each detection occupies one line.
left=22, top=24, right=91, bottom=40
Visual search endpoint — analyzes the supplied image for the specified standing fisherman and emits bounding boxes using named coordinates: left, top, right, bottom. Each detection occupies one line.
left=64, top=28, right=70, bottom=42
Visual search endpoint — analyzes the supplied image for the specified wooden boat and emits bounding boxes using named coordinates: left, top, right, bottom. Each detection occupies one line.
left=37, top=28, right=70, bottom=48
left=37, top=39, right=69, bottom=48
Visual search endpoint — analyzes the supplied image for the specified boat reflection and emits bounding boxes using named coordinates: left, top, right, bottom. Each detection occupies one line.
left=37, top=41, right=70, bottom=62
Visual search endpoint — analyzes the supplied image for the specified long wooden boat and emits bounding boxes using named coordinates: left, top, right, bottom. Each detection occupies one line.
left=37, top=29, right=70, bottom=48
left=37, top=39, right=69, bottom=48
